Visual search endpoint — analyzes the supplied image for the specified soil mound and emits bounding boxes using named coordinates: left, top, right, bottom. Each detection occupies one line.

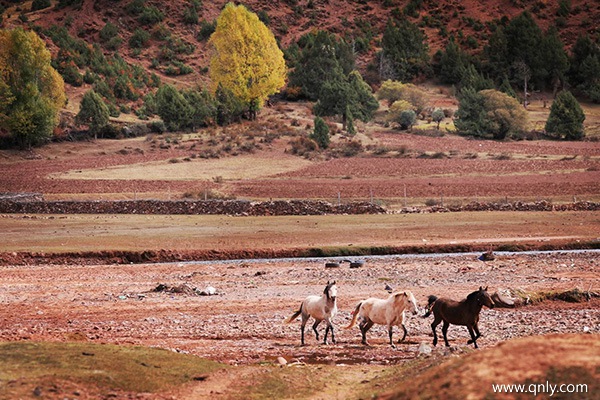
left=379, top=334, right=599, bottom=400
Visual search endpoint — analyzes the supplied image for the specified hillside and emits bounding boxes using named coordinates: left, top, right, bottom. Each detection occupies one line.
left=2, top=0, right=599, bottom=93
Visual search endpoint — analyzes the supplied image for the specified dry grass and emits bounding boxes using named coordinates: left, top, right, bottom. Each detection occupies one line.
left=0, top=341, right=225, bottom=397
left=1, top=211, right=598, bottom=254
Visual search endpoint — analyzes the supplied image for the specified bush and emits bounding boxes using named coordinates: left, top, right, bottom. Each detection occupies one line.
left=138, top=6, right=164, bottom=25
left=545, top=90, right=585, bottom=140
left=455, top=89, right=528, bottom=140
left=129, top=28, right=150, bottom=48
left=399, top=109, right=416, bottom=130
left=99, top=22, right=119, bottom=42
left=309, top=116, right=330, bottom=149
left=31, top=0, right=51, bottom=11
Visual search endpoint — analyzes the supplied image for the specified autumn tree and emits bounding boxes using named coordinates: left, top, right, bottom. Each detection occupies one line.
left=455, top=89, right=528, bottom=140
left=0, top=28, right=66, bottom=148
left=208, top=3, right=286, bottom=120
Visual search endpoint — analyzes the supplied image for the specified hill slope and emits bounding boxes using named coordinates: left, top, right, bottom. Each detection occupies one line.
left=2, top=0, right=598, bottom=90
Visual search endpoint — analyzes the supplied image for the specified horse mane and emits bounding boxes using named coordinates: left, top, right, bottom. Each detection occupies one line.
left=324, top=281, right=336, bottom=300
left=466, top=290, right=480, bottom=302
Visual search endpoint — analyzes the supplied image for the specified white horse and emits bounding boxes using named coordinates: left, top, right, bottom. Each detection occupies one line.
left=285, top=281, right=338, bottom=345
left=345, top=290, right=419, bottom=348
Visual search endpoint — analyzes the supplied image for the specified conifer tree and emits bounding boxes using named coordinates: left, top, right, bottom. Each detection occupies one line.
left=76, top=90, right=109, bottom=139
left=545, top=91, right=585, bottom=140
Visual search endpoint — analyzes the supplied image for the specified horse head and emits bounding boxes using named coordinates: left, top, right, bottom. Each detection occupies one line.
left=325, top=280, right=337, bottom=301
left=393, top=291, right=419, bottom=315
left=477, top=286, right=495, bottom=309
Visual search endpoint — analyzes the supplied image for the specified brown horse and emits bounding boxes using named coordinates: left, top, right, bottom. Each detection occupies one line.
left=424, top=286, right=495, bottom=349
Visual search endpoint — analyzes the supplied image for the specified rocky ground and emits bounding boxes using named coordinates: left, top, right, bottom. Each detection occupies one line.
left=0, top=251, right=597, bottom=367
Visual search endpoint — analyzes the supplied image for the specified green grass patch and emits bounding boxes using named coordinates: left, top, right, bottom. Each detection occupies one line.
left=0, top=341, right=225, bottom=394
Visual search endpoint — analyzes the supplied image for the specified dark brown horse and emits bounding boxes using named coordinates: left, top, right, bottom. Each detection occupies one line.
left=424, top=286, right=495, bottom=349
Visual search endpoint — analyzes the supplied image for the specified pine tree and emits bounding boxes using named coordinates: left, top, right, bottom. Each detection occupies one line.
left=287, top=30, right=355, bottom=100
left=76, top=90, right=109, bottom=139
left=545, top=91, right=585, bottom=140
left=438, top=37, right=467, bottom=85
left=309, top=116, right=330, bottom=149
left=313, top=70, right=378, bottom=132
left=381, top=18, right=430, bottom=81
left=155, top=84, right=191, bottom=131
left=208, top=3, right=286, bottom=119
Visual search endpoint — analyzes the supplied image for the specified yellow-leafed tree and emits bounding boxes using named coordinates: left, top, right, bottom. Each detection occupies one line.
left=208, top=3, right=286, bottom=120
left=0, top=27, right=66, bottom=148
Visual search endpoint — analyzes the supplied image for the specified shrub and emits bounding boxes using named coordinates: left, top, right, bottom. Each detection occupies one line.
left=31, top=0, right=51, bottom=11
left=138, top=6, right=164, bottom=25
left=129, top=28, right=150, bottom=48
left=545, top=90, right=585, bottom=140
left=399, top=110, right=416, bottom=130
left=309, top=116, right=330, bottom=149
left=99, top=22, right=119, bottom=42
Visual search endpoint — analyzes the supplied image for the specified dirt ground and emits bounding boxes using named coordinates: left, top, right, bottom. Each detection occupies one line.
left=0, top=250, right=598, bottom=398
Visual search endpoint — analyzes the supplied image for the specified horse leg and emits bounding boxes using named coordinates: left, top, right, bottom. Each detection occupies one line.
left=300, top=314, right=309, bottom=346
left=324, top=321, right=335, bottom=344
left=387, top=326, right=396, bottom=348
left=441, top=320, right=450, bottom=347
left=359, top=319, right=374, bottom=346
left=398, top=323, right=408, bottom=343
left=312, top=320, right=322, bottom=342
left=466, top=325, right=479, bottom=348
left=431, top=317, right=442, bottom=347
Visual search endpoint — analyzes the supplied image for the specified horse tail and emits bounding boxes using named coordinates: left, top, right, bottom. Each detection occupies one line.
left=344, top=302, right=362, bottom=329
left=284, top=304, right=303, bottom=324
left=422, top=295, right=438, bottom=318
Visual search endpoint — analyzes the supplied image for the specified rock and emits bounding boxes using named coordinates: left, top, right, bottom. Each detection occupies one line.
left=418, top=343, right=432, bottom=355
left=325, top=262, right=340, bottom=268
left=199, top=286, right=217, bottom=296
left=491, top=291, right=517, bottom=308
left=276, top=356, right=287, bottom=366
left=478, top=251, right=495, bottom=261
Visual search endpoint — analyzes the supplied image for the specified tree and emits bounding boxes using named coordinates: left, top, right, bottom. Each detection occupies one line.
left=455, top=89, right=528, bottom=140
left=376, top=80, right=405, bottom=106
left=380, top=18, right=430, bottom=81
left=0, top=28, right=66, bottom=148
left=208, top=3, right=286, bottom=119
left=313, top=70, right=378, bottom=132
left=545, top=90, right=585, bottom=140
left=568, top=35, right=600, bottom=103
left=432, top=108, right=445, bottom=130
left=399, top=109, right=416, bottom=131
left=182, top=88, right=216, bottom=129
left=76, top=90, right=109, bottom=139
left=540, top=27, right=569, bottom=98
left=437, top=37, right=468, bottom=84
left=287, top=30, right=355, bottom=101
left=309, top=116, right=330, bottom=149
left=376, top=80, right=426, bottom=114
left=155, top=84, right=191, bottom=131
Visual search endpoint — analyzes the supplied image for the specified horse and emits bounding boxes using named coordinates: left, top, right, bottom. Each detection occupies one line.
left=285, top=281, right=338, bottom=345
left=424, top=286, right=495, bottom=349
left=344, top=290, right=419, bottom=348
